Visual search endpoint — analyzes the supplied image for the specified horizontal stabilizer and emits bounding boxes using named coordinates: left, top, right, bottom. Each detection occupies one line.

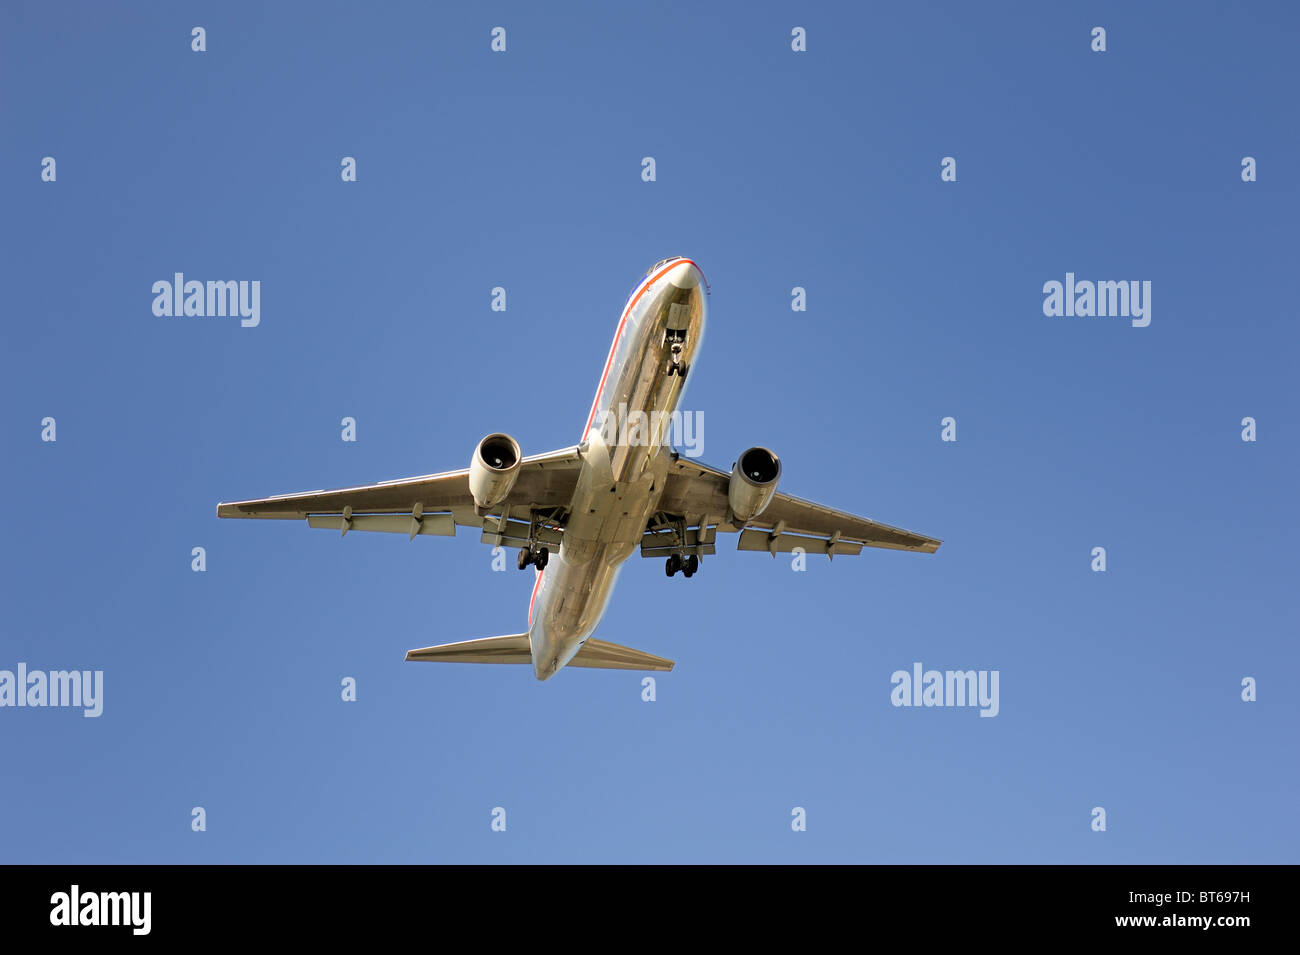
left=405, top=634, right=531, bottom=664
left=405, top=634, right=673, bottom=672
left=569, top=638, right=674, bottom=672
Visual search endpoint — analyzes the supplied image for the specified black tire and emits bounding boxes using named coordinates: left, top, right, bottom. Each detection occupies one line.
left=665, top=556, right=678, bottom=577
left=517, top=547, right=531, bottom=570
left=685, top=555, right=699, bottom=576
left=535, top=547, right=549, bottom=570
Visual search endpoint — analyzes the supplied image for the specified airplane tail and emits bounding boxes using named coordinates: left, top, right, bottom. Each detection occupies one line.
left=566, top=638, right=674, bottom=671
left=405, top=634, right=673, bottom=671
left=405, top=633, right=533, bottom=664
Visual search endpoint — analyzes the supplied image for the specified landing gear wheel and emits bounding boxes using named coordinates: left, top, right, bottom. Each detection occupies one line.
left=517, top=547, right=532, bottom=570
left=665, top=555, right=681, bottom=577
left=683, top=555, right=699, bottom=577
left=535, top=547, right=549, bottom=570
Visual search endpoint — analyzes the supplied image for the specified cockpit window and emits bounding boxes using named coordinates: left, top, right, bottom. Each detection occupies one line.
left=627, top=256, right=687, bottom=301
left=643, top=256, right=683, bottom=278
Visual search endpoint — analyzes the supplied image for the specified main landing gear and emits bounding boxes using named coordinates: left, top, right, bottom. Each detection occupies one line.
left=665, top=554, right=699, bottom=578
left=518, top=545, right=549, bottom=570
left=516, top=508, right=553, bottom=570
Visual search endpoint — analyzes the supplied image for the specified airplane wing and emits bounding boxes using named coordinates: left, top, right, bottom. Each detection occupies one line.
left=216, top=445, right=584, bottom=545
left=649, top=455, right=941, bottom=558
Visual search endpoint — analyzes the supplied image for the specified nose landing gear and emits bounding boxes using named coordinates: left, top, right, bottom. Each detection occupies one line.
left=666, top=346, right=689, bottom=378
left=664, top=328, right=689, bottom=378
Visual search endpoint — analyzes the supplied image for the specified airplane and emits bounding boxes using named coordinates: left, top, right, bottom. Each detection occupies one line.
left=217, top=256, right=941, bottom=680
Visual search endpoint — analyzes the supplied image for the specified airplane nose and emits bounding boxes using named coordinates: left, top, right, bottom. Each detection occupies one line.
left=665, top=260, right=702, bottom=290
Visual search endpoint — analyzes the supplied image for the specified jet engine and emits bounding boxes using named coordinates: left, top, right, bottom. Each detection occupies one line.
left=728, top=446, right=780, bottom=524
left=469, top=433, right=522, bottom=514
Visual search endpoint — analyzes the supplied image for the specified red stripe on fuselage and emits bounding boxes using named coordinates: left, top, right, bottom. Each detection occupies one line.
left=580, top=259, right=698, bottom=438
left=535, top=259, right=699, bottom=631
left=528, top=565, right=543, bottom=626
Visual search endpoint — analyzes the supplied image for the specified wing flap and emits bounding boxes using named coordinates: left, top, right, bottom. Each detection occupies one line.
left=736, top=528, right=865, bottom=556
left=479, top=517, right=565, bottom=549
left=640, top=524, right=718, bottom=559
left=306, top=513, right=457, bottom=537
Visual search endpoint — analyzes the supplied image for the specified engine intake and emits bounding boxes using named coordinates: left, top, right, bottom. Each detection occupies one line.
left=728, top=446, right=780, bottom=524
left=469, top=433, right=522, bottom=514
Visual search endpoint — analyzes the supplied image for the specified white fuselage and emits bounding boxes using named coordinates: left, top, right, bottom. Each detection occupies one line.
left=527, top=258, right=707, bottom=679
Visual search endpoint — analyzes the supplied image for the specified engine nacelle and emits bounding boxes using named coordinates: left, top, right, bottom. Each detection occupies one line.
left=469, top=433, right=522, bottom=514
left=728, top=446, right=781, bottom=524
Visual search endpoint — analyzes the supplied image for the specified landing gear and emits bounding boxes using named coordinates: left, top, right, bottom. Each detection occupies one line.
left=519, top=546, right=550, bottom=570
left=665, top=337, right=689, bottom=378
left=665, top=554, right=699, bottom=578
left=516, top=508, right=557, bottom=570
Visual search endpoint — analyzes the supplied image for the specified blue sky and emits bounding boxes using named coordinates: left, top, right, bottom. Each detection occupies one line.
left=1, top=1, right=1296, bottom=863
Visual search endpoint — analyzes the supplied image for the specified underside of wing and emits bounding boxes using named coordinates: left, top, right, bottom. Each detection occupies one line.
left=216, top=445, right=584, bottom=546
left=656, top=455, right=941, bottom=556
